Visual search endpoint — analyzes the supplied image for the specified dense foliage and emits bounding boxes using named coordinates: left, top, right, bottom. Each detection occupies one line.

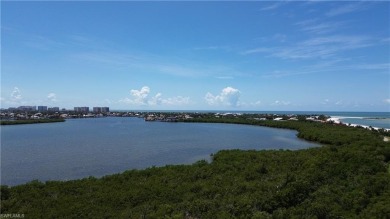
left=1, top=117, right=389, bottom=218
left=0, top=119, right=65, bottom=125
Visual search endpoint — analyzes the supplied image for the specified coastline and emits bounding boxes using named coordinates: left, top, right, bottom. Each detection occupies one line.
left=0, top=118, right=65, bottom=125
left=328, top=116, right=390, bottom=131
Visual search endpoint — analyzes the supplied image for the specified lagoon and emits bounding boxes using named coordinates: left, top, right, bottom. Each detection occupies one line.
left=1, top=117, right=318, bottom=185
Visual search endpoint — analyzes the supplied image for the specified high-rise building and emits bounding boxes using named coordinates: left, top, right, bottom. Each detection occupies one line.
left=93, top=107, right=101, bottom=113
left=48, top=107, right=60, bottom=112
left=18, top=106, right=36, bottom=111
left=93, top=107, right=109, bottom=113
left=8, top=107, right=17, bottom=112
left=74, top=107, right=89, bottom=113
left=38, top=106, right=48, bottom=112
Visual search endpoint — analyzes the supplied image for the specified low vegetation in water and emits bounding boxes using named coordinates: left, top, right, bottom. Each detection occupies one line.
left=0, top=119, right=65, bottom=125
left=1, top=117, right=389, bottom=218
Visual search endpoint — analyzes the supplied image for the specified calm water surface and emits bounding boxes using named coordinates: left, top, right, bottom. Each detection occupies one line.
left=1, top=117, right=318, bottom=185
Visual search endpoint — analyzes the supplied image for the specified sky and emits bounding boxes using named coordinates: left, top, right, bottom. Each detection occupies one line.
left=1, top=1, right=390, bottom=111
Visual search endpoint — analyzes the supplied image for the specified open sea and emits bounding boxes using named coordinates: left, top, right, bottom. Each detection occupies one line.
left=323, top=112, right=390, bottom=129
left=1, top=117, right=318, bottom=186
left=280, top=111, right=390, bottom=129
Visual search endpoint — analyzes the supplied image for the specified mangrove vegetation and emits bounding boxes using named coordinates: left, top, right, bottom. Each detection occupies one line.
left=1, top=116, right=390, bottom=218
left=0, top=118, right=65, bottom=125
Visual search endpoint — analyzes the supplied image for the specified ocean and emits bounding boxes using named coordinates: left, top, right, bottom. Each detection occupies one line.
left=322, top=112, right=390, bottom=129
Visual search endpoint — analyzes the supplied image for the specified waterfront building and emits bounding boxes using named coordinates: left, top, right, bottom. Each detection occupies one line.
left=48, top=107, right=60, bottom=112
left=38, top=106, right=48, bottom=112
left=93, top=107, right=101, bottom=113
left=18, top=106, right=36, bottom=111
left=7, top=107, right=17, bottom=112
left=93, top=107, right=109, bottom=113
left=74, top=107, right=89, bottom=113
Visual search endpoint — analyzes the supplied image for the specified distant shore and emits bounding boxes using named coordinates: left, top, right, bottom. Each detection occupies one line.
left=328, top=117, right=390, bottom=131
left=0, top=118, right=65, bottom=125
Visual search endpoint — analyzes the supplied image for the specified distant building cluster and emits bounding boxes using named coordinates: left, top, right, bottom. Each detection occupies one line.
left=8, top=106, right=37, bottom=112
left=73, top=107, right=110, bottom=113
left=74, top=107, right=90, bottom=113
left=1, top=105, right=111, bottom=120
left=3, top=106, right=109, bottom=113
left=38, top=106, right=60, bottom=112
left=93, top=107, right=110, bottom=113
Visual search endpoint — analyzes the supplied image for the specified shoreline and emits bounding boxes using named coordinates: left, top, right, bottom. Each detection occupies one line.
left=328, top=116, right=390, bottom=131
left=0, top=118, right=65, bottom=125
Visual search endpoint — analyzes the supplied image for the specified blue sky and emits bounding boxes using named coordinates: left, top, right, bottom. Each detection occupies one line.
left=2, top=1, right=389, bottom=111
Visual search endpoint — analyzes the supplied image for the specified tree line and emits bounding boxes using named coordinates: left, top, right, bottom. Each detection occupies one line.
left=0, top=118, right=65, bottom=125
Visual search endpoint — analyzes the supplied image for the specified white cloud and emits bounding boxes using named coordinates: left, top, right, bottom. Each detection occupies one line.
left=296, top=20, right=346, bottom=35
left=119, top=86, right=191, bottom=107
left=148, top=93, right=163, bottom=106
left=205, top=87, right=241, bottom=107
left=47, top=93, right=57, bottom=102
left=23, top=34, right=65, bottom=51
left=253, top=100, right=262, bottom=105
left=301, top=35, right=368, bottom=47
left=325, top=2, right=366, bottom=17
left=193, top=46, right=231, bottom=51
left=162, top=96, right=190, bottom=106
left=243, top=35, right=373, bottom=60
left=259, top=2, right=285, bottom=11
left=272, top=100, right=291, bottom=106
left=1, top=87, right=29, bottom=106
left=321, top=99, right=330, bottom=105
left=215, top=76, right=234, bottom=80
left=241, top=47, right=271, bottom=55
left=129, top=86, right=150, bottom=105
left=354, top=63, right=390, bottom=71
left=10, top=87, right=22, bottom=101
left=384, top=99, right=390, bottom=104
left=205, top=93, right=217, bottom=105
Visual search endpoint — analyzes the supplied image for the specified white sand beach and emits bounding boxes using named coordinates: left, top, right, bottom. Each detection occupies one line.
left=328, top=117, right=390, bottom=132
left=326, top=117, right=341, bottom=124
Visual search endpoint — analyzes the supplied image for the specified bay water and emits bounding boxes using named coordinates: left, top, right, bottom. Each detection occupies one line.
left=2, top=117, right=318, bottom=185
